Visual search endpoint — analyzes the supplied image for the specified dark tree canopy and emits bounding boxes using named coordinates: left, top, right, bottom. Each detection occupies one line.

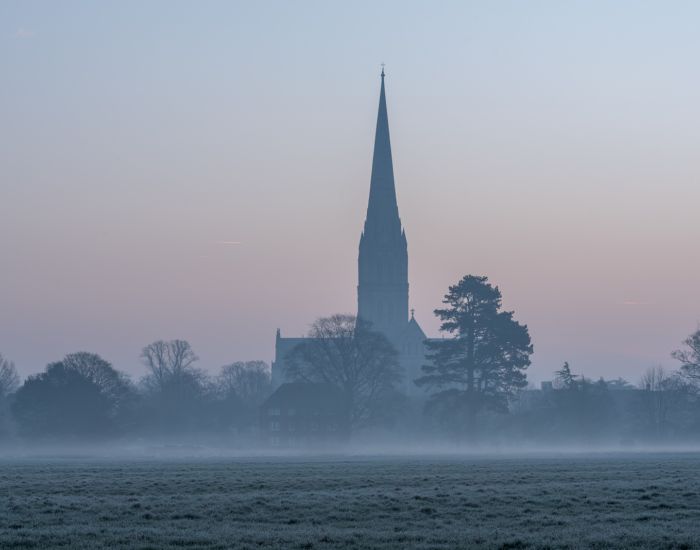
left=546, top=363, right=614, bottom=440
left=285, top=314, right=401, bottom=430
left=11, top=352, right=134, bottom=438
left=416, top=275, right=532, bottom=434
left=60, top=352, right=134, bottom=409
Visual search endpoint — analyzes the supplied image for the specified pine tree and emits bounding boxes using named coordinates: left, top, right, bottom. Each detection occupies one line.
left=555, top=361, right=578, bottom=390
left=416, top=275, right=532, bottom=436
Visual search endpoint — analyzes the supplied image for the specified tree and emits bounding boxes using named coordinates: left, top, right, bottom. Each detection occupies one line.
left=415, top=275, right=532, bottom=437
left=672, top=328, right=700, bottom=384
left=638, top=366, right=684, bottom=440
left=217, top=361, right=271, bottom=405
left=215, top=361, right=272, bottom=433
left=0, top=354, right=19, bottom=398
left=61, top=352, right=135, bottom=413
left=0, top=354, right=20, bottom=437
left=11, top=353, right=135, bottom=438
left=547, top=363, right=614, bottom=440
left=141, top=339, right=202, bottom=392
left=285, top=314, right=401, bottom=430
left=554, top=362, right=577, bottom=390
left=139, top=339, right=209, bottom=432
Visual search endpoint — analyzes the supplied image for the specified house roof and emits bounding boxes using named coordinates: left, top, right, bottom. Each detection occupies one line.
left=262, top=382, right=348, bottom=414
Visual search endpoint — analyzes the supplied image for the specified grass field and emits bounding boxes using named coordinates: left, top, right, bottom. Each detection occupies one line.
left=0, top=453, right=699, bottom=549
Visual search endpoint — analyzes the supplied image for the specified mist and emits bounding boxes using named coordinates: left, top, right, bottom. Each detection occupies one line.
left=4, top=2, right=700, bottom=548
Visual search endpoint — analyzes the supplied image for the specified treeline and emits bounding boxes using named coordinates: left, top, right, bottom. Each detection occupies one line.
left=279, top=275, right=700, bottom=445
left=1, top=273, right=699, bottom=446
left=0, top=341, right=272, bottom=442
left=476, top=364, right=700, bottom=445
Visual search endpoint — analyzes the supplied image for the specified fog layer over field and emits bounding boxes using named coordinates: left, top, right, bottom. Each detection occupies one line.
left=3, top=439, right=700, bottom=462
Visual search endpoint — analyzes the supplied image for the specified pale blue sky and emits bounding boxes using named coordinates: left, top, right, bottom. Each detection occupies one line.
left=1, top=1, right=699, bottom=383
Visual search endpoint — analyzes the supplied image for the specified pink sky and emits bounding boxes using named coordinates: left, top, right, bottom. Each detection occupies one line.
left=1, top=1, right=698, bottom=383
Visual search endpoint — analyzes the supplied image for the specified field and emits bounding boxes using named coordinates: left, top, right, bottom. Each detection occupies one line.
left=1, top=453, right=699, bottom=549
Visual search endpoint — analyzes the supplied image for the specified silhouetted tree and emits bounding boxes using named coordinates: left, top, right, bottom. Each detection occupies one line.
left=140, top=339, right=210, bottom=433
left=639, top=366, right=672, bottom=438
left=215, top=361, right=272, bottom=433
left=0, top=354, right=19, bottom=398
left=673, top=328, right=700, bottom=384
left=286, top=314, right=401, bottom=430
left=141, top=339, right=202, bottom=392
left=547, top=363, right=614, bottom=440
left=11, top=353, right=135, bottom=438
left=61, top=352, right=135, bottom=415
left=0, top=354, right=20, bottom=437
left=415, top=275, right=532, bottom=437
left=217, top=361, right=271, bottom=405
left=554, top=361, right=578, bottom=390
left=636, top=366, right=697, bottom=440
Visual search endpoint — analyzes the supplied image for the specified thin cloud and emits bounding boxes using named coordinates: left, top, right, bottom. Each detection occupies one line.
left=216, top=241, right=242, bottom=245
left=14, top=28, right=35, bottom=39
left=620, top=300, right=655, bottom=306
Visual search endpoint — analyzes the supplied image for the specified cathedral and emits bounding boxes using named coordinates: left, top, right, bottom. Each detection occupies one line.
left=272, top=70, right=427, bottom=396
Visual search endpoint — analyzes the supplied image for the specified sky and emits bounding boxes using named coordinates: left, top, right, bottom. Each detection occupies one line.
left=1, top=1, right=699, bottom=384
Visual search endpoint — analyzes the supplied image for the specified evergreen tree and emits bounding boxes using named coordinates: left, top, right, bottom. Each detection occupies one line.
left=415, top=275, right=532, bottom=436
left=673, top=328, right=700, bottom=384
left=555, top=361, right=578, bottom=390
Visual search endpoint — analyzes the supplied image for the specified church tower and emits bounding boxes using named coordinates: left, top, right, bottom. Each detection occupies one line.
left=357, top=69, right=409, bottom=343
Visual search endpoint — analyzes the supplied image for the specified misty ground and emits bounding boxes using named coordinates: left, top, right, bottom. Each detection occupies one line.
left=0, top=452, right=698, bottom=549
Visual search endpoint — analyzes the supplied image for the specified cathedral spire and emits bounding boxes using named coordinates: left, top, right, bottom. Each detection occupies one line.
left=358, top=69, right=409, bottom=342
left=364, top=68, right=400, bottom=235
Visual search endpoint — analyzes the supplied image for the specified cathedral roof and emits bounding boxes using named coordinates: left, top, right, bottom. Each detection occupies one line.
left=400, top=311, right=427, bottom=343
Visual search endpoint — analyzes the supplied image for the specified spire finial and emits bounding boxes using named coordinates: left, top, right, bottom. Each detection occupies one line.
left=410, top=308, right=415, bottom=319
left=380, top=63, right=385, bottom=78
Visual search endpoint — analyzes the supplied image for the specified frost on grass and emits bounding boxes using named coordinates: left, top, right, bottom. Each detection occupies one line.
left=0, top=455, right=699, bottom=549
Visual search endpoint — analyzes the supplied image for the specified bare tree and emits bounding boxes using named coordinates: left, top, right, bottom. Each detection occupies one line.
left=217, top=361, right=271, bottom=405
left=640, top=366, right=670, bottom=392
left=0, top=354, right=20, bottom=397
left=672, top=328, right=700, bottom=384
left=139, top=340, right=208, bottom=432
left=286, top=314, right=401, bottom=430
left=140, top=339, right=202, bottom=393
left=638, top=366, right=677, bottom=439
